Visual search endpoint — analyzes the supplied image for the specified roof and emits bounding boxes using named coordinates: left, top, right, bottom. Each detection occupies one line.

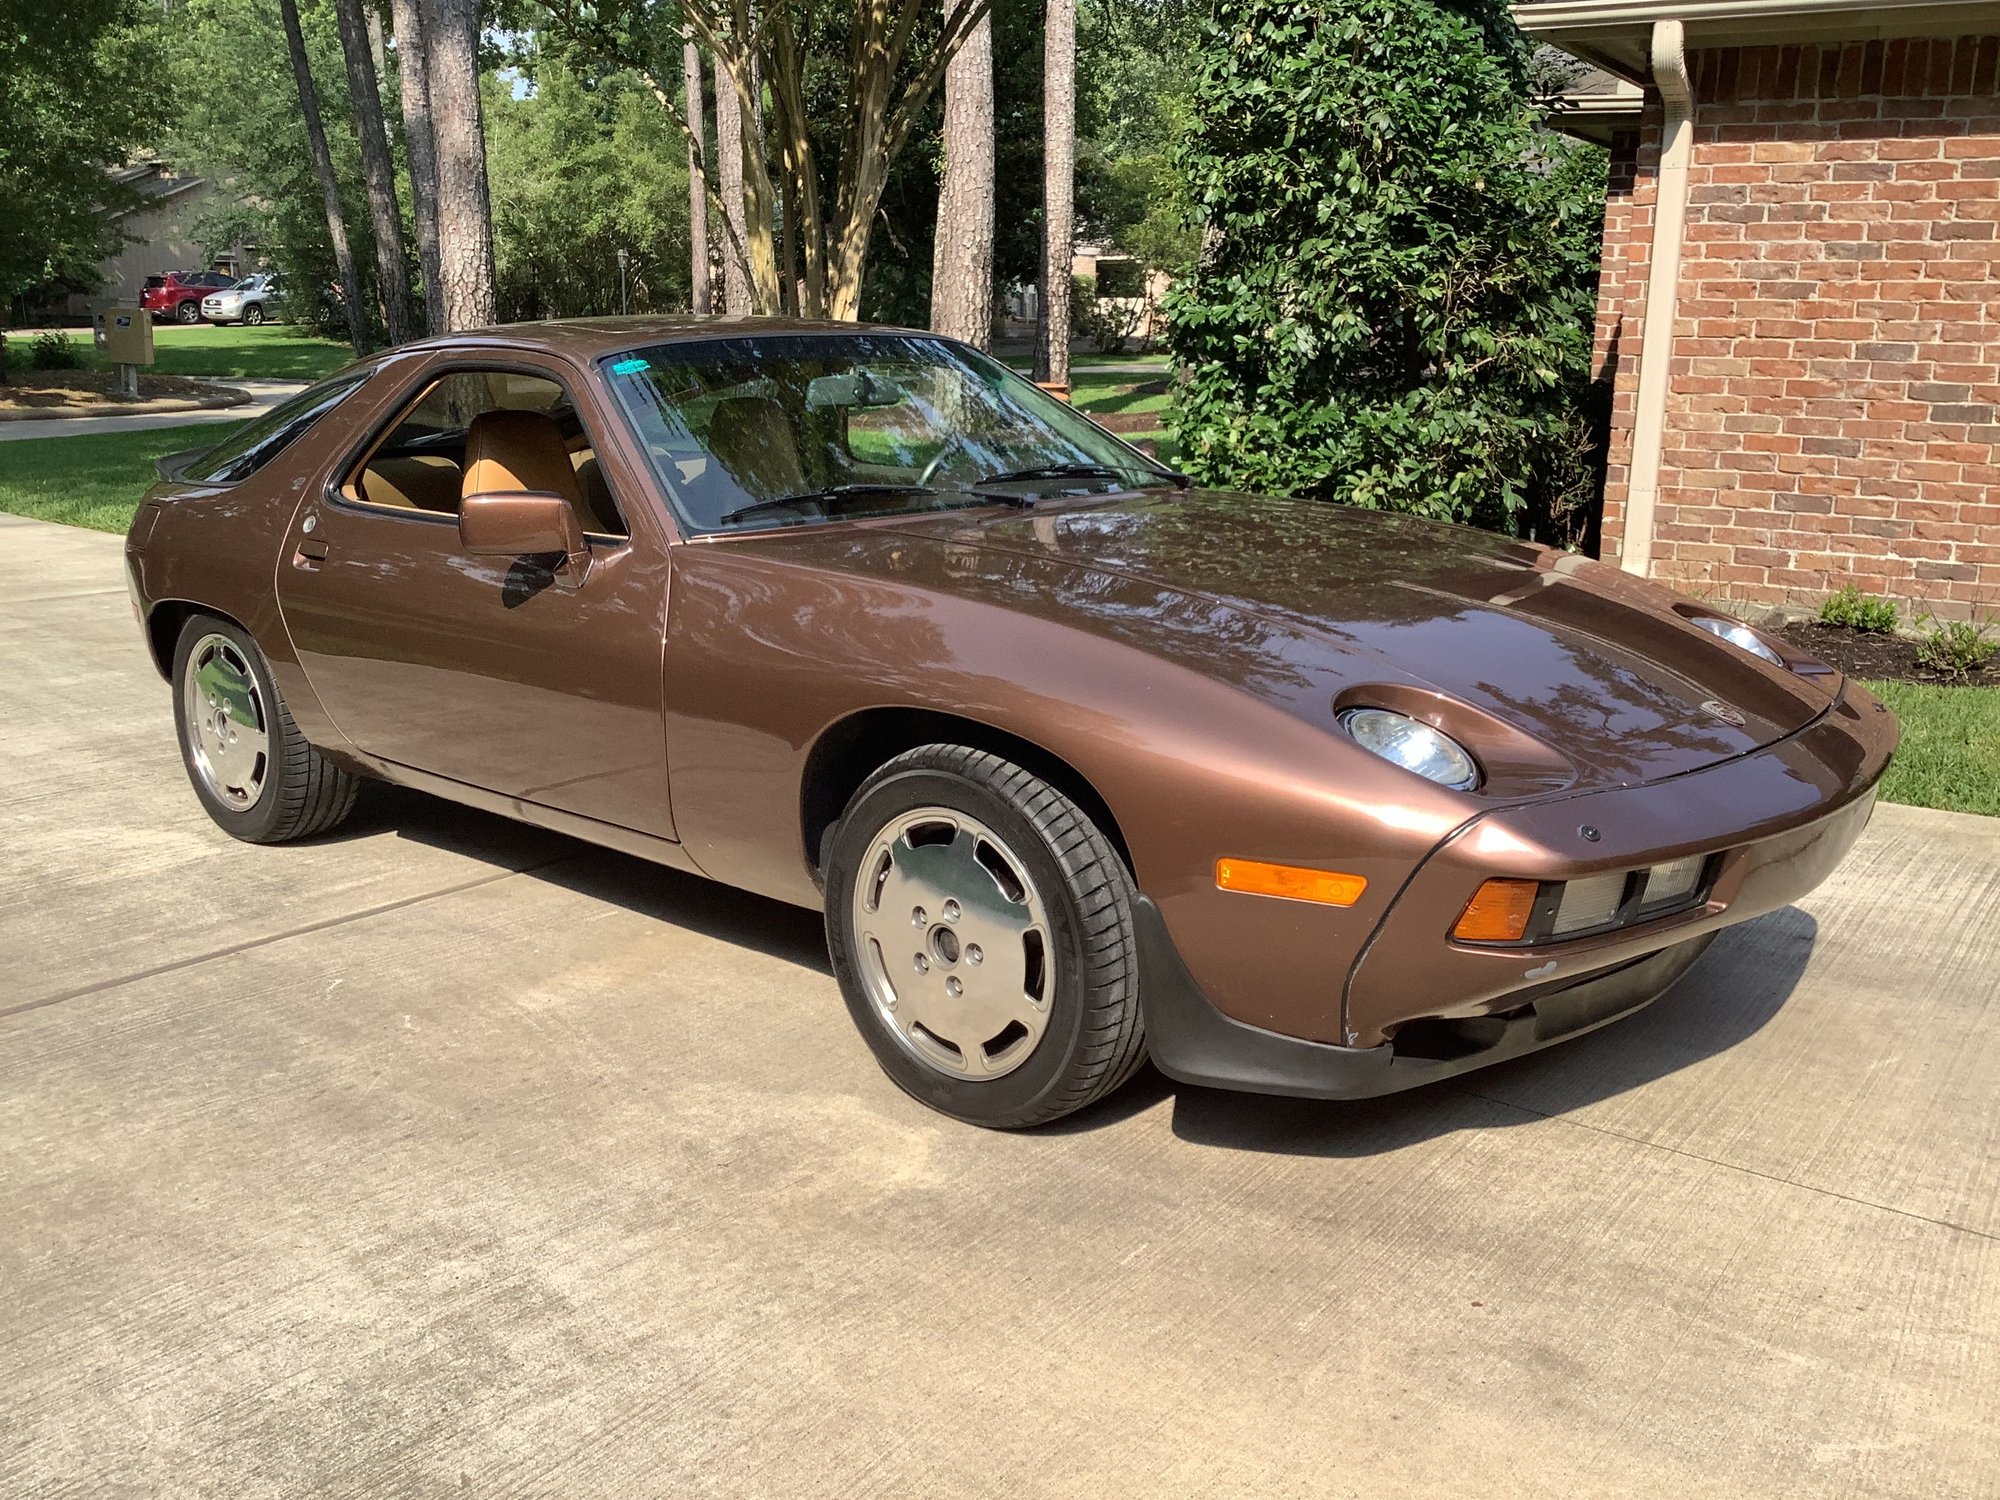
left=1514, top=0, right=2000, bottom=81
left=107, top=159, right=206, bottom=219
left=402, top=315, right=931, bottom=361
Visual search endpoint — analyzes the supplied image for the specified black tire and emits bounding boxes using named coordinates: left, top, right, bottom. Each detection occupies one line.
left=176, top=299, right=200, bottom=324
left=170, top=614, right=360, bottom=844
left=823, top=745, right=1147, bottom=1128
left=244, top=304, right=265, bottom=326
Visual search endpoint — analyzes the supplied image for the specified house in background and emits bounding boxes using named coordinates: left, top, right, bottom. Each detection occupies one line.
left=997, top=242, right=1173, bottom=348
left=1523, top=0, right=2000, bottom=621
left=47, top=160, right=248, bottom=318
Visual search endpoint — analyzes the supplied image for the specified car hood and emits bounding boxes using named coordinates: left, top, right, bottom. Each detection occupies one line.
left=857, top=491, right=1834, bottom=793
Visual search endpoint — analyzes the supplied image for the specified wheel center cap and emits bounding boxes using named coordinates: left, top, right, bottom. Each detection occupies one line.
left=928, top=924, right=961, bottom=967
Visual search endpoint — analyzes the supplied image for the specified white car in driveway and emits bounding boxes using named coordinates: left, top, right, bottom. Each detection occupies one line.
left=201, top=274, right=286, bottom=326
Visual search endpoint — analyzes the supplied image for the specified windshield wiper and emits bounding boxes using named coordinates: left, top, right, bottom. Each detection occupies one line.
left=972, top=462, right=1191, bottom=491
left=719, top=482, right=937, bottom=526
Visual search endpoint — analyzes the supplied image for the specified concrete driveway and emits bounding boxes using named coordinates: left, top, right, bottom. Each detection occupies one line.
left=2, top=513, right=1995, bottom=1498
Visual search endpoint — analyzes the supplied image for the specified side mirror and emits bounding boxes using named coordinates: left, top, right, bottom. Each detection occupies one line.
left=458, top=491, right=591, bottom=590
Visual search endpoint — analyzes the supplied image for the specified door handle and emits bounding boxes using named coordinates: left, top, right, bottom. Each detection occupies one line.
left=292, top=537, right=329, bottom=570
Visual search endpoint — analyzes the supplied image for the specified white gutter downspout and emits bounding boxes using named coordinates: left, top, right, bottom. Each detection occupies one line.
left=1623, top=19, right=1694, bottom=578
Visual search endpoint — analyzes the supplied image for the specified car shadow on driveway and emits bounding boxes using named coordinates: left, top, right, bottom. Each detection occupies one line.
left=1154, top=906, right=1819, bottom=1157
left=345, top=784, right=833, bottom=972
left=344, top=787, right=1816, bottom=1155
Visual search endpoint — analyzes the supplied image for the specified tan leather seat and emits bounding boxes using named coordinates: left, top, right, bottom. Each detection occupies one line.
left=362, top=455, right=461, bottom=512
left=462, top=409, right=622, bottom=535
left=707, top=396, right=806, bottom=499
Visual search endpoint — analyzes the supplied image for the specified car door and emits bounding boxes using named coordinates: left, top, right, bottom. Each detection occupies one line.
left=274, top=352, right=678, bottom=839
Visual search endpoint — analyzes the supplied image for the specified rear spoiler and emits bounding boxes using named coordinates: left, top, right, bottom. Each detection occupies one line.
left=154, top=445, right=209, bottom=483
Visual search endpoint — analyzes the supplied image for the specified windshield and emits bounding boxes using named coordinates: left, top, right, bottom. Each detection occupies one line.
left=603, top=332, right=1176, bottom=534
left=229, top=276, right=260, bottom=291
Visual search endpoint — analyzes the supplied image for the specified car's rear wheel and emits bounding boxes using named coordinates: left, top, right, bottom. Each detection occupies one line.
left=171, top=614, right=360, bottom=843
left=823, top=745, right=1146, bottom=1128
left=244, top=304, right=265, bottom=326
left=176, top=299, right=200, bottom=324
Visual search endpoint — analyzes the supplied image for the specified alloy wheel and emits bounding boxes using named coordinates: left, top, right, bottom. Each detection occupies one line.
left=849, top=807, right=1053, bottom=1080
left=181, top=633, right=270, bottom=810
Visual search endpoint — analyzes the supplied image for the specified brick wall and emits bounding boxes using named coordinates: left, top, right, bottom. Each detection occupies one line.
left=1593, top=37, right=2000, bottom=619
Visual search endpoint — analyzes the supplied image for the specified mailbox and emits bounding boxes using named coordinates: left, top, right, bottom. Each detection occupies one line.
left=93, top=303, right=155, bottom=366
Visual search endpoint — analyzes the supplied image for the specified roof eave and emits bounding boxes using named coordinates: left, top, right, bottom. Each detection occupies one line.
left=1516, top=0, right=2000, bottom=82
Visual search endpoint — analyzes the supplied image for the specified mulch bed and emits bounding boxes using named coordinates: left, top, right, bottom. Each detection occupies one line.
left=0, top=369, right=234, bottom=412
left=1779, top=620, right=1998, bottom=687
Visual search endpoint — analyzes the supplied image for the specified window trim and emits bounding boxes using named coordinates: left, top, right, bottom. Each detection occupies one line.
left=329, top=357, right=633, bottom=543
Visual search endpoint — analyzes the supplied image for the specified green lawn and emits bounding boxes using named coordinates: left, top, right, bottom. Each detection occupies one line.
left=1003, top=350, right=1167, bottom=373
left=0, top=421, right=239, bottom=531
left=1864, top=680, right=2000, bottom=817
left=14, top=324, right=353, bottom=382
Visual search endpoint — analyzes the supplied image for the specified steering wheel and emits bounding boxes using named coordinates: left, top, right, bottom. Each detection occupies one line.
left=917, top=436, right=972, bottom=489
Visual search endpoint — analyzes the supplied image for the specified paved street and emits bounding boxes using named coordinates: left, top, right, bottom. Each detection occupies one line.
left=2, top=513, right=1995, bottom=1498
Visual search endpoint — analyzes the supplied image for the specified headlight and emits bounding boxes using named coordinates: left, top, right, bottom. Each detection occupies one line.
left=1339, top=708, right=1480, bottom=791
left=1690, top=615, right=1783, bottom=665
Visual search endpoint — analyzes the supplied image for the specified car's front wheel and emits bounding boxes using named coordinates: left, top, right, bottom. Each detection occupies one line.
left=176, top=299, right=200, bottom=324
left=243, top=304, right=265, bottom=325
left=171, top=614, right=360, bottom=843
left=824, top=745, right=1147, bottom=1128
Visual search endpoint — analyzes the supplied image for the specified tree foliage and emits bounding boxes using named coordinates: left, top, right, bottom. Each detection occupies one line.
left=485, top=58, right=692, bottom=319
left=1076, top=0, right=1198, bottom=275
left=170, top=0, right=375, bottom=335
left=1164, top=0, right=1606, bottom=542
left=0, top=3, right=172, bottom=320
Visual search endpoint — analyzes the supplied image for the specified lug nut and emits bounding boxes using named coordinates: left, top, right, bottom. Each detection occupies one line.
left=943, top=899, right=961, bottom=922
left=945, top=976, right=963, bottom=998
left=966, top=944, right=983, bottom=966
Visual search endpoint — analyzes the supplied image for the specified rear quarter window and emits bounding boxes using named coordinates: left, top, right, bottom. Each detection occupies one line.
left=179, top=370, right=374, bottom=486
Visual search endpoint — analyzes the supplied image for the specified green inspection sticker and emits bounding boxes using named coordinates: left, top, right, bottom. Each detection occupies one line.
left=610, top=358, right=650, bottom=375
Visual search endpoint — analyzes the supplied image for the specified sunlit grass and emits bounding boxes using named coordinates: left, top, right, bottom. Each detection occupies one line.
left=1865, top=680, right=2000, bottom=817
left=0, top=422, right=238, bottom=532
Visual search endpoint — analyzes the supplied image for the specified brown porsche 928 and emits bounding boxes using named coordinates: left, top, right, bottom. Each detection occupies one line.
left=124, top=319, right=1896, bottom=1127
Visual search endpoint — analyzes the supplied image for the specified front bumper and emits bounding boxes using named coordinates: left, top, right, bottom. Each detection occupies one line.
left=1140, top=684, right=1893, bottom=1099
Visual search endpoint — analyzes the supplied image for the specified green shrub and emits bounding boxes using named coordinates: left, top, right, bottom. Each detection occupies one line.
left=1163, top=0, right=1607, bottom=544
left=1914, top=615, right=1998, bottom=678
left=1819, top=585, right=1899, bottom=633
left=28, top=331, right=85, bottom=371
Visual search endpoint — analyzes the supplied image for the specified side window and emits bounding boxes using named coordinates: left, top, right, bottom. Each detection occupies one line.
left=344, top=368, right=628, bottom=537
left=181, top=370, right=372, bottom=485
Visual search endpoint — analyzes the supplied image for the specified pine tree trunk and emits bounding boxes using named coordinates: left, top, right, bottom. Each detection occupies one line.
left=389, top=0, right=445, bottom=335
left=332, top=0, right=412, bottom=344
left=423, top=0, right=496, bottom=331
left=1035, top=0, right=1075, bottom=388
left=279, top=0, right=369, bottom=356
left=930, top=0, right=994, bottom=349
left=681, top=38, right=711, bottom=315
left=365, top=5, right=388, bottom=92
left=713, top=54, right=752, bottom=315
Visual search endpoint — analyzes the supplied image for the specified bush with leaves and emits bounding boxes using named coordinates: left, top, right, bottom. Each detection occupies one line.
left=1915, top=614, right=1997, bottom=678
left=1819, top=584, right=1899, bottom=634
left=28, top=332, right=86, bottom=371
left=1163, top=0, right=1606, bottom=542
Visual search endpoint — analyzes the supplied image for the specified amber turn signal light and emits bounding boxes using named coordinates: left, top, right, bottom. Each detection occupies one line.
left=1215, top=859, right=1368, bottom=907
left=1453, top=878, right=1540, bottom=942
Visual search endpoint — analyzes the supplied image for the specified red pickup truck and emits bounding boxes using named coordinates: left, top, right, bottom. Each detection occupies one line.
left=139, top=271, right=236, bottom=325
